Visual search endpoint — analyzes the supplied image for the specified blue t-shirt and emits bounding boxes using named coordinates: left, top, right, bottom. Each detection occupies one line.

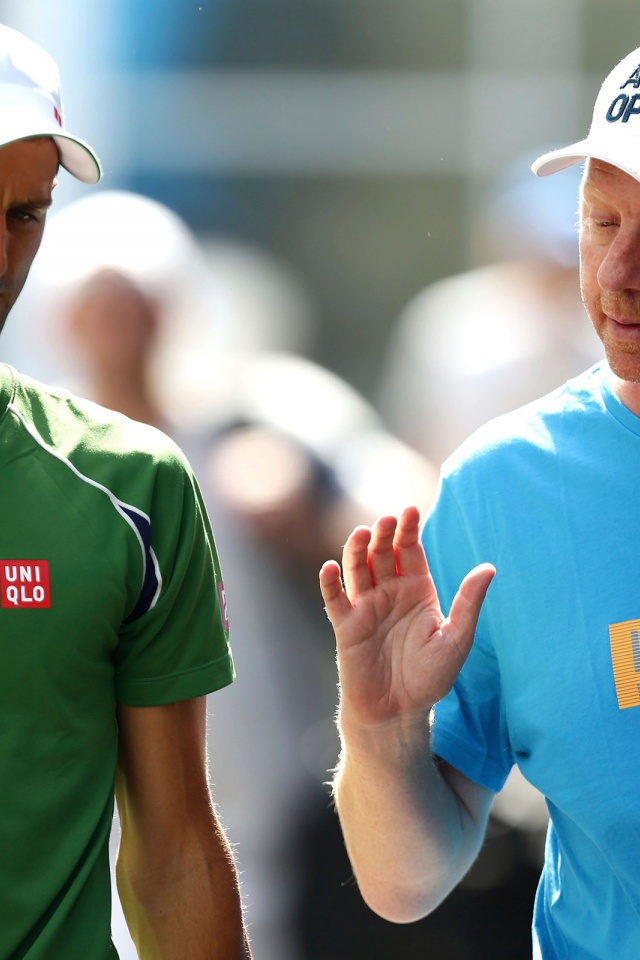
left=424, top=362, right=640, bottom=960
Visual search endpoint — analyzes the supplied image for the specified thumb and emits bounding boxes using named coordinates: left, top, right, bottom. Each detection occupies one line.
left=444, top=563, right=496, bottom=654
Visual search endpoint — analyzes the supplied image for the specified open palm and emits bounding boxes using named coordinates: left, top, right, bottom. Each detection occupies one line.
left=319, top=506, right=495, bottom=728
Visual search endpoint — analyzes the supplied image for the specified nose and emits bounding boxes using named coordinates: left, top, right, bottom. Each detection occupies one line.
left=597, top=228, right=640, bottom=293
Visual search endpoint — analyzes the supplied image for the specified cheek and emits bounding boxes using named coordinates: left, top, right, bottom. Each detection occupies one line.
left=579, top=241, right=600, bottom=300
left=11, top=236, right=45, bottom=286
left=578, top=255, right=605, bottom=330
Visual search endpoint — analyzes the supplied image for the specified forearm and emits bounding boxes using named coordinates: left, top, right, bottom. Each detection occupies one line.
left=334, top=708, right=489, bottom=923
left=116, top=818, right=252, bottom=959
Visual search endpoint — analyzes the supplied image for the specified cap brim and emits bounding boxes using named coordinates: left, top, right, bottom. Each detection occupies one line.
left=53, top=134, right=102, bottom=184
left=531, top=141, right=590, bottom=176
left=532, top=138, right=640, bottom=183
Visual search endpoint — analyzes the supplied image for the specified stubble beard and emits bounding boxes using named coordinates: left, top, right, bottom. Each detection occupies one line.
left=602, top=339, right=640, bottom=383
left=586, top=291, right=640, bottom=383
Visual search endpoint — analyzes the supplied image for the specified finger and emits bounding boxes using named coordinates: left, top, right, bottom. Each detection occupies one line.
left=341, top=525, right=375, bottom=599
left=444, top=563, right=496, bottom=657
left=319, top=559, right=354, bottom=629
left=367, top=514, right=399, bottom=583
left=393, top=505, right=429, bottom=577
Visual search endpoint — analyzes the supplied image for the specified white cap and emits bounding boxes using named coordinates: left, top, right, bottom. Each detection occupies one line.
left=0, top=24, right=101, bottom=183
left=533, top=48, right=640, bottom=183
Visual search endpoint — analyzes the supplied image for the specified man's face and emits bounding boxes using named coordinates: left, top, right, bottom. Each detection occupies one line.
left=0, top=138, right=58, bottom=335
left=580, top=159, right=640, bottom=383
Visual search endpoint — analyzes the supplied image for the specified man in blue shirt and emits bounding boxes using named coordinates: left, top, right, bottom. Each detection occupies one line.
left=320, top=46, right=640, bottom=959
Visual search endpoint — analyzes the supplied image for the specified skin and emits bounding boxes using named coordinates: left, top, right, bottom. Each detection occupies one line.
left=319, top=508, right=495, bottom=919
left=116, top=699, right=252, bottom=958
left=0, top=137, right=58, bottom=332
left=579, top=158, right=640, bottom=414
left=0, top=138, right=252, bottom=957
left=319, top=156, right=640, bottom=922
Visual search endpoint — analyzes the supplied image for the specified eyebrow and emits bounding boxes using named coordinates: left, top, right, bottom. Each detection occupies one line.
left=11, top=196, right=54, bottom=211
left=581, top=181, right=609, bottom=204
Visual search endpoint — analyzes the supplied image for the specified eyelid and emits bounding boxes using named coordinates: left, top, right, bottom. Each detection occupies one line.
left=11, top=204, right=48, bottom=218
left=586, top=206, right=619, bottom=225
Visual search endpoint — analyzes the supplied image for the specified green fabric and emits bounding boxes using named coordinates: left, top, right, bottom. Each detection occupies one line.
left=0, top=366, right=234, bottom=959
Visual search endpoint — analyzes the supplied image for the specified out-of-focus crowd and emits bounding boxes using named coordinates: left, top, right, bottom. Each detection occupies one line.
left=4, top=150, right=601, bottom=959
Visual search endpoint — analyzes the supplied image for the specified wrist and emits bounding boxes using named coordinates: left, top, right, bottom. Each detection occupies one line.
left=337, top=706, right=434, bottom=764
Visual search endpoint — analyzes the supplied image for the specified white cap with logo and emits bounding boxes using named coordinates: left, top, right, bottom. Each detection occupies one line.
left=533, top=48, right=640, bottom=183
left=0, top=23, right=101, bottom=183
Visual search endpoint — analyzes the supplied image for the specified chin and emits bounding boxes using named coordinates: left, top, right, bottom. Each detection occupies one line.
left=604, top=349, right=640, bottom=384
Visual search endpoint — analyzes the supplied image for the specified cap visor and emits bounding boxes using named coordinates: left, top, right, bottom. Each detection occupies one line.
left=532, top=137, right=640, bottom=183
left=531, top=140, right=591, bottom=176
left=54, top=134, right=102, bottom=184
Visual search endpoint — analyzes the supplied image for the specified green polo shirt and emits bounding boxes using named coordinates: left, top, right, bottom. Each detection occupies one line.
left=0, top=365, right=234, bottom=959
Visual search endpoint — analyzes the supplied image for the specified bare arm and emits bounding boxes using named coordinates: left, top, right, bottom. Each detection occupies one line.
left=115, top=697, right=252, bottom=959
left=319, top=506, right=495, bottom=922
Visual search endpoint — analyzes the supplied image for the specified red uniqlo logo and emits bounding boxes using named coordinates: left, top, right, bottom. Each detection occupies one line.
left=1, top=561, right=51, bottom=608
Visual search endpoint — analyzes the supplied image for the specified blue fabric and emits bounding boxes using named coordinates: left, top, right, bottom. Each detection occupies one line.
left=424, top=361, right=640, bottom=959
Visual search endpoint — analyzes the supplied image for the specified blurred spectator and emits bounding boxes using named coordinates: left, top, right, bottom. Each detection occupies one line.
left=61, top=268, right=167, bottom=430
left=378, top=152, right=603, bottom=467
left=198, top=351, right=439, bottom=960
left=2, top=190, right=317, bottom=431
left=205, top=350, right=439, bottom=570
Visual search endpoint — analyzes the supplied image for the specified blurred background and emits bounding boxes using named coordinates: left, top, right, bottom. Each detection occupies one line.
left=3, top=0, right=635, bottom=400
left=1, top=1, right=638, bottom=957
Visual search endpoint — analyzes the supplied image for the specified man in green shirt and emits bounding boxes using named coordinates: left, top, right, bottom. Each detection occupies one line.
left=0, top=23, right=251, bottom=960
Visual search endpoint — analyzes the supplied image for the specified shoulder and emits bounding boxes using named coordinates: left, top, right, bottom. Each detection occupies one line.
left=8, top=369, right=192, bottom=500
left=441, top=362, right=607, bottom=482
left=424, top=363, right=608, bottom=577
left=11, top=369, right=182, bottom=458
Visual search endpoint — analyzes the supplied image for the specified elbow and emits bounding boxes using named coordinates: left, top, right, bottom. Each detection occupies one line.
left=355, top=873, right=448, bottom=925
left=351, top=836, right=479, bottom=924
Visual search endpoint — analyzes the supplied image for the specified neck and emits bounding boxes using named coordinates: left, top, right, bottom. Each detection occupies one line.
left=92, top=369, right=164, bottom=429
left=612, top=376, right=640, bottom=418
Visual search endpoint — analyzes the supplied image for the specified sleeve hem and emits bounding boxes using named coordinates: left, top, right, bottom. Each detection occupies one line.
left=116, top=652, right=236, bottom=707
left=432, top=727, right=509, bottom=794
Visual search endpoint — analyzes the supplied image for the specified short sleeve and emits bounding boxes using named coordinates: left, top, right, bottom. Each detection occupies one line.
left=115, top=450, right=234, bottom=707
left=422, top=473, right=513, bottom=793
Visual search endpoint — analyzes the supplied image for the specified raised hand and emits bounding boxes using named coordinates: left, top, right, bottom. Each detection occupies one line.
left=319, top=506, right=495, bottom=729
